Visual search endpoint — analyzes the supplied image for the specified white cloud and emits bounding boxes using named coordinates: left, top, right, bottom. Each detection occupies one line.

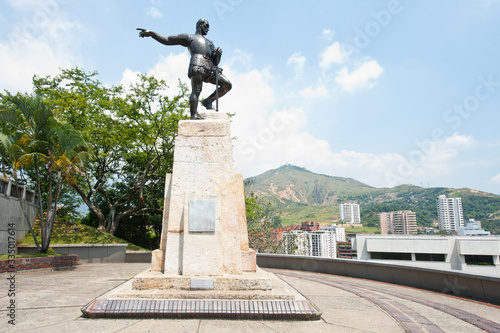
left=120, top=51, right=191, bottom=101
left=491, top=173, right=500, bottom=184
left=443, top=132, right=476, bottom=148
left=5, top=0, right=52, bottom=10
left=300, top=84, right=328, bottom=98
left=335, top=59, right=383, bottom=92
left=147, top=7, right=163, bottom=18
left=381, top=133, right=478, bottom=187
left=320, top=41, right=348, bottom=69
left=287, top=52, right=306, bottom=79
left=0, top=1, right=84, bottom=93
left=322, top=29, right=334, bottom=40
left=225, top=49, right=254, bottom=70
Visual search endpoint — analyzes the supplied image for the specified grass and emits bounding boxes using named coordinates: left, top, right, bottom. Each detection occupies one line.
left=340, top=225, right=380, bottom=234
left=280, top=205, right=339, bottom=225
left=0, top=249, right=62, bottom=260
left=20, top=218, right=148, bottom=251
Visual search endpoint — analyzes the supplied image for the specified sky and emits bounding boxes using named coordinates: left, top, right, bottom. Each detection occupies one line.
left=1, top=0, right=500, bottom=194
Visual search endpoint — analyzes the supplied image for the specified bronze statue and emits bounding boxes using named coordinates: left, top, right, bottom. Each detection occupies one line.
left=138, top=19, right=232, bottom=120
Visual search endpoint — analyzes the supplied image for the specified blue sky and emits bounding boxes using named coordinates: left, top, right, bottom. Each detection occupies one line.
left=1, top=0, right=500, bottom=194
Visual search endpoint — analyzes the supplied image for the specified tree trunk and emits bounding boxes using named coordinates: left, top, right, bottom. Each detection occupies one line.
left=71, top=183, right=107, bottom=231
left=34, top=157, right=47, bottom=253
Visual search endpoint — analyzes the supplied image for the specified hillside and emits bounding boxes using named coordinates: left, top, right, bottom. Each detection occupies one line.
left=20, top=218, right=147, bottom=251
left=245, top=165, right=500, bottom=233
left=246, top=165, right=381, bottom=206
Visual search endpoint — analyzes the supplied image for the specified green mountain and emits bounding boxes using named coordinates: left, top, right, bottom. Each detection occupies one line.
left=244, top=165, right=500, bottom=234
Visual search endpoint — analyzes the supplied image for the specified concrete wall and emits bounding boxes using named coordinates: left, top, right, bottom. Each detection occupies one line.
left=257, top=253, right=500, bottom=306
left=0, top=187, right=38, bottom=254
left=125, top=251, right=152, bottom=263
left=18, top=244, right=127, bottom=263
left=354, top=234, right=500, bottom=275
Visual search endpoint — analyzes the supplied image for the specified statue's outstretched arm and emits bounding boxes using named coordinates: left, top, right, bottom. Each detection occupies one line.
left=137, top=28, right=190, bottom=47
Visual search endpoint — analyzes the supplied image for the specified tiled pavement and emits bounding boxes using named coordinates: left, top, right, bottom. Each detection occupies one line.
left=2, top=263, right=500, bottom=332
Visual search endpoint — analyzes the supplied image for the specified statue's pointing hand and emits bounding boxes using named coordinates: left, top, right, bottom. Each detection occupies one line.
left=137, top=28, right=152, bottom=38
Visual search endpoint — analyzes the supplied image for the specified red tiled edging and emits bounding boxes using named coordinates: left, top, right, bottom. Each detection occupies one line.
left=0, top=254, right=79, bottom=273
left=81, top=299, right=322, bottom=320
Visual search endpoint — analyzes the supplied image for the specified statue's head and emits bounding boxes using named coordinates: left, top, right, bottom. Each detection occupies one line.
left=196, top=18, right=209, bottom=35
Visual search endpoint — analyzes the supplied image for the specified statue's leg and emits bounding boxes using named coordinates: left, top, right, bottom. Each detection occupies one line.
left=190, top=75, right=203, bottom=119
left=216, top=74, right=232, bottom=98
left=203, top=73, right=232, bottom=109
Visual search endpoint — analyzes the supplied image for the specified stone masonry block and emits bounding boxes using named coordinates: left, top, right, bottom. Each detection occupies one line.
left=241, top=249, right=257, bottom=272
left=151, top=249, right=164, bottom=272
left=178, top=120, right=230, bottom=137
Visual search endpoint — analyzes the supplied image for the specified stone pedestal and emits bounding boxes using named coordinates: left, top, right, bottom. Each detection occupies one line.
left=155, top=111, right=256, bottom=278
left=81, top=111, right=321, bottom=320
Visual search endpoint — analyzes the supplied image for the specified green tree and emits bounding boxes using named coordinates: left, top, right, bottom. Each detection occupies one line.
left=0, top=93, right=85, bottom=252
left=32, top=68, right=189, bottom=234
left=245, top=183, right=285, bottom=253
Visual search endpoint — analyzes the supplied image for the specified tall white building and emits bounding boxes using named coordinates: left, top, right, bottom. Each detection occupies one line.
left=437, top=195, right=464, bottom=231
left=321, top=225, right=346, bottom=258
left=339, top=203, right=361, bottom=224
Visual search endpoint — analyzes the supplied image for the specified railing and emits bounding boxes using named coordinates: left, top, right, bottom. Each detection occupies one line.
left=0, top=178, right=38, bottom=204
left=0, top=179, right=39, bottom=254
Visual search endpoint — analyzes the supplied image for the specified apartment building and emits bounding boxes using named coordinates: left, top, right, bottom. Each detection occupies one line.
left=339, top=203, right=361, bottom=224
left=437, top=195, right=464, bottom=231
left=379, top=210, right=417, bottom=235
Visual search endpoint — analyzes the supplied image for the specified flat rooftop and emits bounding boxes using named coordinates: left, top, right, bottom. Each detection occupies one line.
left=3, top=263, right=500, bottom=332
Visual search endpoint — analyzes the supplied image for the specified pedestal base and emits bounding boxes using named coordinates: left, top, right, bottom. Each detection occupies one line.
left=132, top=268, right=272, bottom=291
left=81, top=268, right=322, bottom=320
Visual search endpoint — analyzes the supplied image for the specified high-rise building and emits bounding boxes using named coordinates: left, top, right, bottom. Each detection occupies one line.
left=379, top=211, right=417, bottom=235
left=437, top=195, right=464, bottom=231
left=320, top=225, right=346, bottom=258
left=339, top=203, right=361, bottom=224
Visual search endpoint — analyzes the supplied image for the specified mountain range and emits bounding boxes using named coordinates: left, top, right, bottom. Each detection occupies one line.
left=244, top=164, right=500, bottom=234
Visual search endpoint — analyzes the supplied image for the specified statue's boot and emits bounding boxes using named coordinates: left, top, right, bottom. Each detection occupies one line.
left=190, top=112, right=204, bottom=120
left=202, top=98, right=213, bottom=110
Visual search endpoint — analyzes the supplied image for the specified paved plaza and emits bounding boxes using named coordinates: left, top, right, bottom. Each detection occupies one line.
left=1, top=263, right=500, bottom=332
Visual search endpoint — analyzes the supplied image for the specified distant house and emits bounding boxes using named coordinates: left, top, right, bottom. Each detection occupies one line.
left=458, top=219, right=491, bottom=236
